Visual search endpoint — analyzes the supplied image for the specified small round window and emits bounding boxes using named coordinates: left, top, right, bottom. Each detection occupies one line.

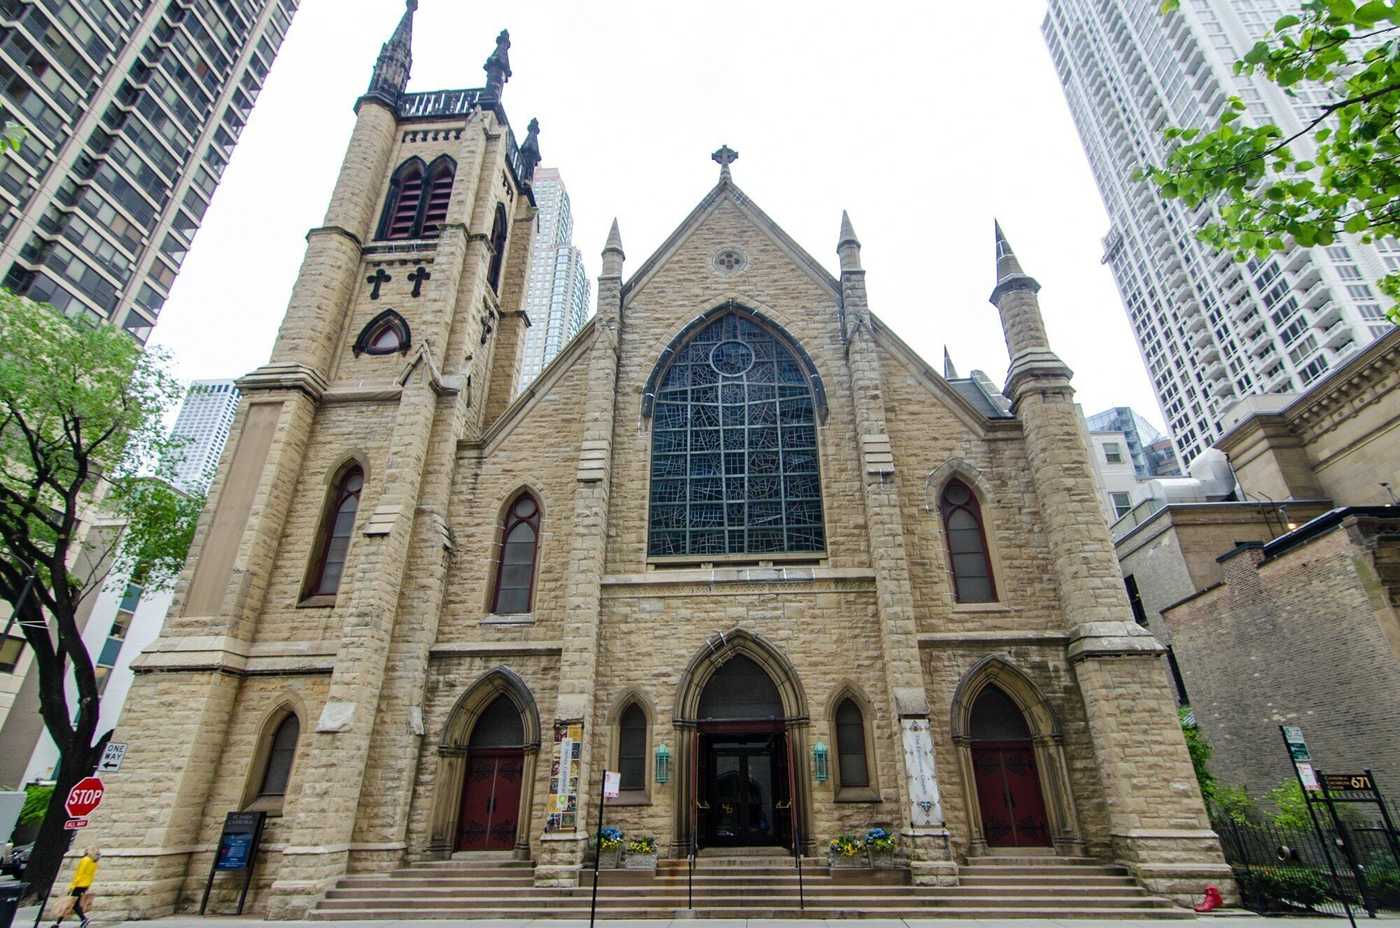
left=713, top=247, right=747, bottom=275
left=710, top=339, right=754, bottom=376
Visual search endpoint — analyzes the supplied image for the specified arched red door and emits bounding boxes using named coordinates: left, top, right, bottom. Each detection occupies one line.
left=456, top=694, right=526, bottom=852
left=970, top=686, right=1051, bottom=847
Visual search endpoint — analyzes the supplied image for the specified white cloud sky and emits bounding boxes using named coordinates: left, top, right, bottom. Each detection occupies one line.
left=150, top=0, right=1164, bottom=430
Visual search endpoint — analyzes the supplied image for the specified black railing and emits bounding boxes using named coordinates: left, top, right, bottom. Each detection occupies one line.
left=688, top=832, right=697, bottom=911
left=397, top=88, right=482, bottom=119
left=1212, top=812, right=1400, bottom=918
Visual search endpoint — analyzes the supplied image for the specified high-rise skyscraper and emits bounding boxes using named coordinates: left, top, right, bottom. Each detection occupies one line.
left=517, top=167, right=589, bottom=390
left=1043, top=0, right=1396, bottom=465
left=0, top=0, right=298, bottom=343
left=168, top=378, right=239, bottom=493
left=1085, top=405, right=1181, bottom=478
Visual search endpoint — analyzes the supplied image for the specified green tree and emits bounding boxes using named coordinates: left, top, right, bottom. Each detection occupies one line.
left=1145, top=0, right=1400, bottom=323
left=1180, top=707, right=1218, bottom=802
left=0, top=291, right=203, bottom=900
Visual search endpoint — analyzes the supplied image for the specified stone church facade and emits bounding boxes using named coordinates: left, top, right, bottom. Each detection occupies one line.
left=78, top=5, right=1232, bottom=919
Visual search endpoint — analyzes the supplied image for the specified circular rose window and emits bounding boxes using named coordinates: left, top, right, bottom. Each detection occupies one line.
left=713, top=248, right=748, bottom=275
left=710, top=339, right=755, bottom=376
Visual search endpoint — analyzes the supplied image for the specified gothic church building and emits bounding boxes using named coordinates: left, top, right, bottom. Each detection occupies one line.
left=83, top=4, right=1232, bottom=918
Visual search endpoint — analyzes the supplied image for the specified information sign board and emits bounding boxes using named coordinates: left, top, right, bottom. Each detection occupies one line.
left=200, top=810, right=266, bottom=915
left=603, top=771, right=620, bottom=799
left=1323, top=773, right=1376, bottom=793
left=98, top=742, right=127, bottom=773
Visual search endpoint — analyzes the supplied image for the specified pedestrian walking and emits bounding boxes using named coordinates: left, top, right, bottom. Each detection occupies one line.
left=52, top=847, right=100, bottom=928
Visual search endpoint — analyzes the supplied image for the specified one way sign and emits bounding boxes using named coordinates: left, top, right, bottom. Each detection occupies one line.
left=98, top=742, right=127, bottom=773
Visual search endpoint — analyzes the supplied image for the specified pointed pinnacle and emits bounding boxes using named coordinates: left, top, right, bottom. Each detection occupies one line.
left=604, top=218, right=624, bottom=255
left=943, top=346, right=959, bottom=380
left=838, top=210, right=860, bottom=249
left=994, top=218, right=1024, bottom=280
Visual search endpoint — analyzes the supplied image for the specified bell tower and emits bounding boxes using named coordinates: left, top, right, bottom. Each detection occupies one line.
left=75, top=4, right=546, bottom=921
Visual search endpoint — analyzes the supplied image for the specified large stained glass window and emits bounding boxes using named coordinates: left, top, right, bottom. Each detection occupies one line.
left=648, top=313, right=824, bottom=557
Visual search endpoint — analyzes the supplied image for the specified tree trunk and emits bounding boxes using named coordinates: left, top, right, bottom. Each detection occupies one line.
left=22, top=741, right=104, bottom=906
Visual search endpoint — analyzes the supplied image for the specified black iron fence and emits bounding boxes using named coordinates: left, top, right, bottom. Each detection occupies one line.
left=1212, top=808, right=1400, bottom=917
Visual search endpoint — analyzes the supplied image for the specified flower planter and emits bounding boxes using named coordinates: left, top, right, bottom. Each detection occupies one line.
left=598, top=846, right=622, bottom=869
left=624, top=852, right=658, bottom=870
left=828, top=852, right=868, bottom=869
left=868, top=848, right=896, bottom=869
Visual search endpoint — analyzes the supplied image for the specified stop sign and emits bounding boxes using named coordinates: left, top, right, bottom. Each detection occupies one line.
left=64, top=776, right=105, bottom=818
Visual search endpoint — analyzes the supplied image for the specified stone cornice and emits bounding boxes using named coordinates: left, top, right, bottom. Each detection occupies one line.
left=989, top=272, right=1041, bottom=305
left=236, top=362, right=329, bottom=401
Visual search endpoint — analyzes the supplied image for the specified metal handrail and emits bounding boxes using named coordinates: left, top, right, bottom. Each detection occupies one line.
left=688, top=831, right=697, bottom=911
left=794, top=828, right=805, bottom=912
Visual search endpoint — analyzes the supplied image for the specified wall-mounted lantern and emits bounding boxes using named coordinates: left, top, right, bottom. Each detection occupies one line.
left=813, top=741, right=829, bottom=783
left=655, top=743, right=671, bottom=784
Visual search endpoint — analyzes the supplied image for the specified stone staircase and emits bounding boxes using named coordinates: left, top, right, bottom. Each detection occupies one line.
left=309, top=847, right=1190, bottom=919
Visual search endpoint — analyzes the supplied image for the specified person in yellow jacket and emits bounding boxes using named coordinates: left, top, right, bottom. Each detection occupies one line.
left=53, top=848, right=100, bottom=928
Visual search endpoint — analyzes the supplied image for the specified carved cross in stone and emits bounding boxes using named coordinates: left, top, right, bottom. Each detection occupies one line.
left=366, top=268, right=391, bottom=300
left=711, top=144, right=738, bottom=181
left=408, top=265, right=431, bottom=298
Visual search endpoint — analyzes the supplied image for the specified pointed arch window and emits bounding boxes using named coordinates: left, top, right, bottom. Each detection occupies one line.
left=618, top=703, right=647, bottom=791
left=421, top=156, right=456, bottom=238
left=940, top=478, right=996, bottom=603
left=486, top=202, right=509, bottom=292
left=379, top=158, right=425, bottom=240
left=491, top=492, right=540, bottom=615
left=353, top=309, right=411, bottom=356
left=306, top=464, right=363, bottom=599
left=835, top=698, right=869, bottom=789
left=647, top=312, right=824, bottom=557
left=258, top=713, right=300, bottom=798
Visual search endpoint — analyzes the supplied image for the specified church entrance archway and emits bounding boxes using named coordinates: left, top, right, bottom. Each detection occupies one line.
left=950, top=657, right=1082, bottom=854
left=428, top=668, right=541, bottom=859
left=969, top=685, right=1050, bottom=847
left=674, top=631, right=810, bottom=855
left=457, top=694, right=526, bottom=851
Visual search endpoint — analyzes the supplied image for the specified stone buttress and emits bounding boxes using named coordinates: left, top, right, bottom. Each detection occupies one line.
left=989, top=222, right=1235, bottom=905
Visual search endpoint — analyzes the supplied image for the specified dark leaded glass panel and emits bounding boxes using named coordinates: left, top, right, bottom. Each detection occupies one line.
left=648, top=314, right=825, bottom=557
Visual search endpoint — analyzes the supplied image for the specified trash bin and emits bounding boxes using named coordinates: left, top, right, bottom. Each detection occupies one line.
left=0, top=881, right=26, bottom=928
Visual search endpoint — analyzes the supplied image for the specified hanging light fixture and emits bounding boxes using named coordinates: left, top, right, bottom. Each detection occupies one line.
left=813, top=741, right=829, bottom=783
left=655, top=743, right=671, bottom=784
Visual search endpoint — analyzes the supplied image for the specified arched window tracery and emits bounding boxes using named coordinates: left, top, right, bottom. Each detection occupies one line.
left=617, top=703, right=647, bottom=791
left=491, top=492, right=540, bottom=614
left=939, top=478, right=996, bottom=603
left=647, top=312, right=824, bottom=557
left=377, top=156, right=456, bottom=241
left=835, top=697, right=870, bottom=789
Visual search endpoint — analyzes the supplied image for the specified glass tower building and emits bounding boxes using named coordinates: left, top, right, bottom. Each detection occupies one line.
left=0, top=0, right=297, bottom=343
left=517, top=167, right=589, bottom=391
left=168, top=378, right=239, bottom=493
left=1043, top=0, right=1396, bottom=465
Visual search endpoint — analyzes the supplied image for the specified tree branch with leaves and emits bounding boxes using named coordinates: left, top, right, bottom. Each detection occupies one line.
left=1145, top=0, right=1400, bottom=322
left=0, top=290, right=204, bottom=902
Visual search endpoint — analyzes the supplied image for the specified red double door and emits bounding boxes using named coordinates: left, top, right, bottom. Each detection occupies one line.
left=457, top=748, right=524, bottom=852
left=972, top=741, right=1051, bottom=847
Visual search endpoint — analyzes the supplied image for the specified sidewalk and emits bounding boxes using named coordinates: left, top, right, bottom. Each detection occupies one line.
left=12, top=904, right=1400, bottom=928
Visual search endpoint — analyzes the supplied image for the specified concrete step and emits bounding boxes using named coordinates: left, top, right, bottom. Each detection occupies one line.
left=324, top=883, right=1158, bottom=900
left=960, top=863, right=1129, bottom=877
left=310, top=905, right=1189, bottom=920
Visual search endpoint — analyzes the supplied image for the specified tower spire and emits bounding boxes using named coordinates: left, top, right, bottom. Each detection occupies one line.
left=364, top=0, right=417, bottom=109
left=482, top=30, right=512, bottom=102
left=518, top=117, right=541, bottom=185
left=602, top=218, right=625, bottom=278
left=837, top=210, right=862, bottom=273
left=943, top=346, right=959, bottom=380
left=994, top=219, right=1024, bottom=280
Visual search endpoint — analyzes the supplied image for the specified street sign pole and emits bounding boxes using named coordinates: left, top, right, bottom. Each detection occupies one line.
left=1281, top=726, right=1355, bottom=928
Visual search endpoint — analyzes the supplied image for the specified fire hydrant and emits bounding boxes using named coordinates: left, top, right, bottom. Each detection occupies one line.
left=1194, top=884, right=1224, bottom=913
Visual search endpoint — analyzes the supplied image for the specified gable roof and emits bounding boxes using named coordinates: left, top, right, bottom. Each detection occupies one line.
left=622, top=176, right=841, bottom=301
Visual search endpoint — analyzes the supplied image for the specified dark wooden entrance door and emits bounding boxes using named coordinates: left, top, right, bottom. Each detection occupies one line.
left=972, top=741, right=1051, bottom=847
left=457, top=748, right=524, bottom=851
left=700, top=731, right=791, bottom=849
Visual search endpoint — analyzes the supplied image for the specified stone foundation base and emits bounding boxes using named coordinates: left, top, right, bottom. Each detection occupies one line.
left=265, top=879, right=331, bottom=920
left=535, top=832, right=588, bottom=887
left=1112, top=830, right=1239, bottom=909
left=903, top=827, right=959, bottom=886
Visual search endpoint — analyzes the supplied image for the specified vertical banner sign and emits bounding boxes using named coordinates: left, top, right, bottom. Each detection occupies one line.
left=901, top=718, right=942, bottom=827
left=604, top=771, right=621, bottom=799
left=199, top=811, right=266, bottom=916
left=545, top=719, right=584, bottom=832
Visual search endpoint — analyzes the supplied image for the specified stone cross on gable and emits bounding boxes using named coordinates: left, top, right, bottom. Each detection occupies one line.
left=711, top=144, right=738, bottom=181
left=366, top=268, right=391, bottom=300
left=408, top=265, right=431, bottom=298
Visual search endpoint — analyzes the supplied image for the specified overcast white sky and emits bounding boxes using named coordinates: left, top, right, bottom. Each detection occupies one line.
left=150, top=0, right=1164, bottom=430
